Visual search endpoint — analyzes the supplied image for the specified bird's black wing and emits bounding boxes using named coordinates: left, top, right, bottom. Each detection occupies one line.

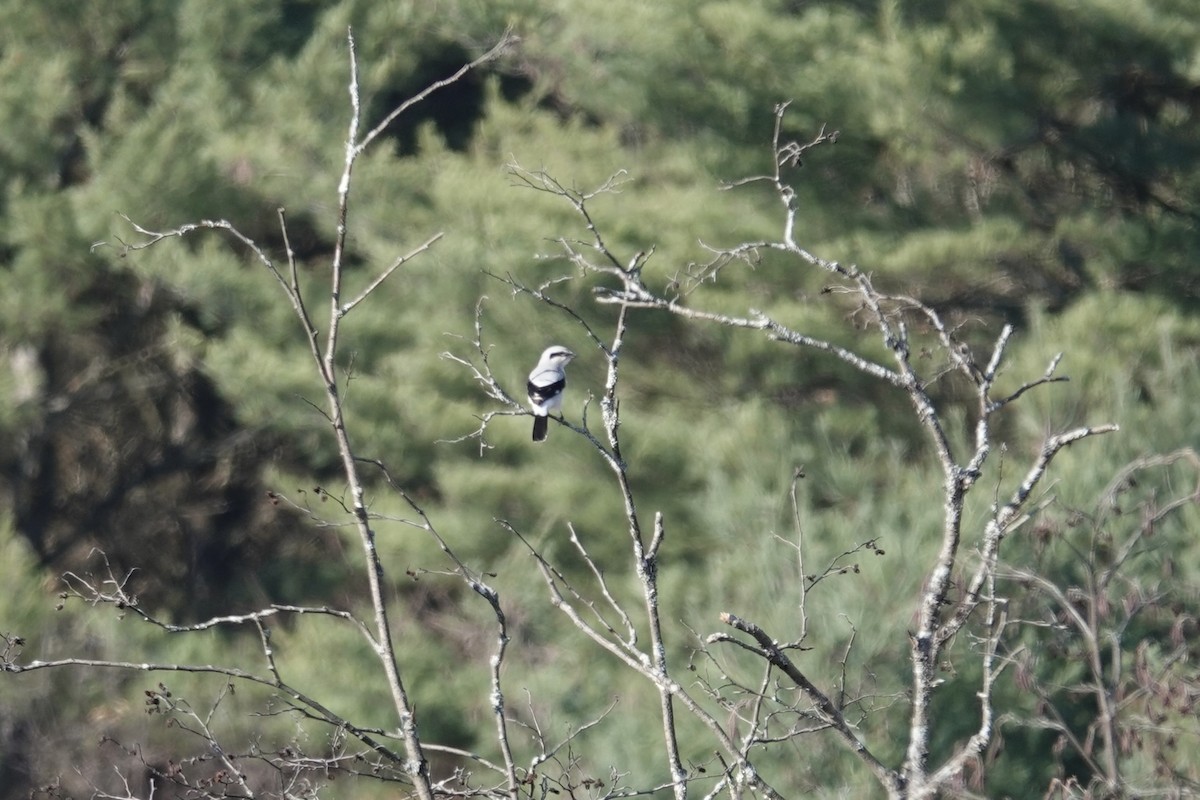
left=527, top=376, right=565, bottom=406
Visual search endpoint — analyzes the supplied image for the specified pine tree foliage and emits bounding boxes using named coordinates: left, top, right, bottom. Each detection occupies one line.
left=0, top=0, right=1197, bottom=797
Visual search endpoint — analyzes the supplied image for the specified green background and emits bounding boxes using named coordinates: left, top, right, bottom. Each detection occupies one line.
left=1, top=1, right=1197, bottom=797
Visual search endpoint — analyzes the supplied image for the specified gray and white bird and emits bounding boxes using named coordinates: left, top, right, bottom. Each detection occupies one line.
left=527, top=345, right=576, bottom=442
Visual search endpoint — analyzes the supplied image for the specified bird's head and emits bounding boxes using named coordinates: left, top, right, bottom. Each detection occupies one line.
left=539, top=345, right=576, bottom=366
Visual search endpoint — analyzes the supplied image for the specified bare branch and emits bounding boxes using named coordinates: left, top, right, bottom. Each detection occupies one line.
left=340, top=232, right=445, bottom=316
left=716, top=612, right=901, bottom=795
left=360, top=31, right=518, bottom=152
left=3, top=656, right=406, bottom=766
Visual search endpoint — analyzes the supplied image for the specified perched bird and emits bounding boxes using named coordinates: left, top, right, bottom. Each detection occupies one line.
left=527, top=345, right=576, bottom=442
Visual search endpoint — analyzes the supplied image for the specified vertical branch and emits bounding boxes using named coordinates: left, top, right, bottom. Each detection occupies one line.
left=297, top=30, right=434, bottom=800
left=789, top=469, right=810, bottom=641
left=645, top=513, right=687, bottom=800
left=599, top=301, right=687, bottom=799
left=307, top=30, right=513, bottom=798
left=484, top=590, right=521, bottom=799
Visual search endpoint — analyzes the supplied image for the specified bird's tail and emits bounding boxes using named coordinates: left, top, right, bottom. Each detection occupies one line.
left=532, top=415, right=549, bottom=442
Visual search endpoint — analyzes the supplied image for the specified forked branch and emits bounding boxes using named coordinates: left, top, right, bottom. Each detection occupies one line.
left=502, top=103, right=1119, bottom=800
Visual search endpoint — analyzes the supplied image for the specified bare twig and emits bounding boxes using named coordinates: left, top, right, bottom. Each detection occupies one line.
left=715, top=613, right=901, bottom=795
left=360, top=31, right=518, bottom=152
left=4, top=656, right=405, bottom=765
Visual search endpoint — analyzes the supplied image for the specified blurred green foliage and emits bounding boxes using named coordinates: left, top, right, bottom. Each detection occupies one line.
left=1, top=0, right=1197, bottom=797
